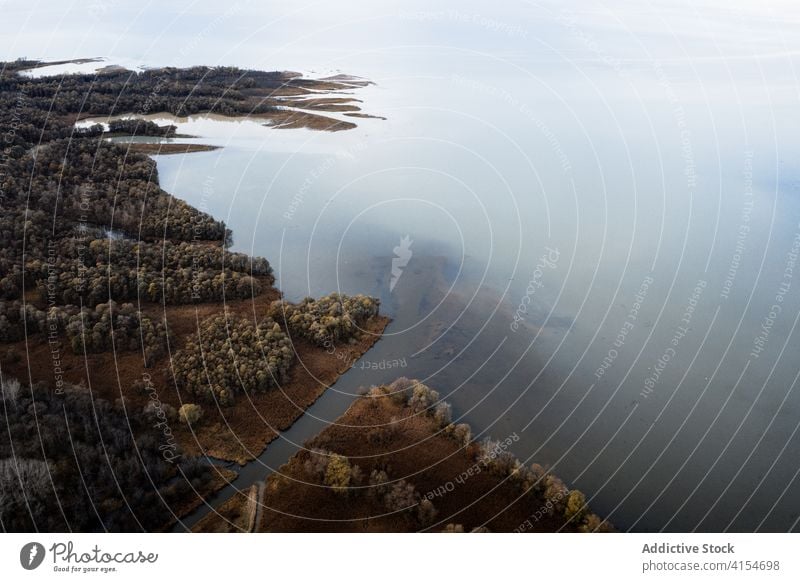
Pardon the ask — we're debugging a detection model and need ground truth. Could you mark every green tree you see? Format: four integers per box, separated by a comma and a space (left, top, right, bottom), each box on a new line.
565, 489, 587, 521
324, 454, 352, 495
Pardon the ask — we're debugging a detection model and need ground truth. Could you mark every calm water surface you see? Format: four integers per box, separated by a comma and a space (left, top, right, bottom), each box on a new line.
9, 0, 800, 531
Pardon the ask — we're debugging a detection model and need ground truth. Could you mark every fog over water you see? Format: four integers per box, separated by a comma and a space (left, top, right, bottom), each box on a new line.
7, 0, 800, 531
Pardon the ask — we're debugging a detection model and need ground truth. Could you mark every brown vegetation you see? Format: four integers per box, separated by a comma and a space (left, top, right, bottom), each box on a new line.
0, 59, 388, 531
127, 143, 220, 155
269, 293, 380, 347
191, 482, 262, 533
254, 379, 613, 532
170, 313, 294, 406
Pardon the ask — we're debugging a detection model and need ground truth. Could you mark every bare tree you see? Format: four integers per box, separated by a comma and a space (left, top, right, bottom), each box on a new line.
0, 375, 21, 401
0, 458, 50, 525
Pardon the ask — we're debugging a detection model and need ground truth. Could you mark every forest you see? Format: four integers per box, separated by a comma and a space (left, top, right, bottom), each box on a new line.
0, 376, 215, 531
0, 61, 275, 326
0, 60, 383, 531
269, 293, 381, 346
170, 312, 294, 406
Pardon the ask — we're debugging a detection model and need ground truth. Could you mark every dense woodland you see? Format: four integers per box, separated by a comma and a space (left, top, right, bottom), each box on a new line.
0, 60, 279, 349
269, 293, 380, 346
170, 291, 376, 406
0, 300, 169, 366
0, 376, 214, 531
0, 60, 298, 125
170, 313, 294, 406
106, 119, 178, 137
0, 60, 384, 531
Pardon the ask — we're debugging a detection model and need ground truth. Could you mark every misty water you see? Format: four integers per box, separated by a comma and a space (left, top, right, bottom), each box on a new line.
10, 0, 800, 531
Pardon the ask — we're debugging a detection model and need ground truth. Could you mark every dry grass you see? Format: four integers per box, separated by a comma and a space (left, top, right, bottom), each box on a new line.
191, 482, 258, 533
2, 282, 389, 465
254, 395, 583, 532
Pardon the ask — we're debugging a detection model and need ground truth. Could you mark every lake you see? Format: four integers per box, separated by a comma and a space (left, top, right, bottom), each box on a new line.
10, 0, 800, 531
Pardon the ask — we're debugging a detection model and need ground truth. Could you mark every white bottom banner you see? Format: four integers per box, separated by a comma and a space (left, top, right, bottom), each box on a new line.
1, 533, 798, 581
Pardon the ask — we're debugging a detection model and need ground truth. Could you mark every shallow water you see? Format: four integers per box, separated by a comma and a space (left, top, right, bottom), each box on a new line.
12, 0, 800, 531
154, 99, 800, 532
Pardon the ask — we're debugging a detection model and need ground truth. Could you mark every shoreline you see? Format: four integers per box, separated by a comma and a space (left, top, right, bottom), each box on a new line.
170, 313, 392, 530
65, 65, 383, 133
193, 379, 613, 533
0, 59, 390, 531
127, 143, 221, 155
